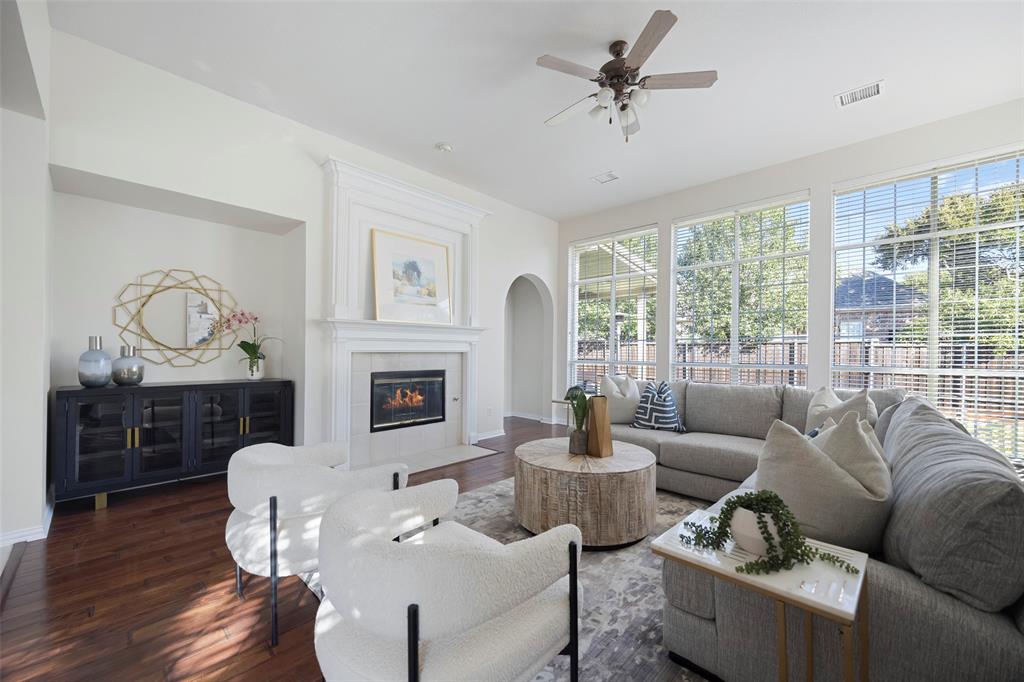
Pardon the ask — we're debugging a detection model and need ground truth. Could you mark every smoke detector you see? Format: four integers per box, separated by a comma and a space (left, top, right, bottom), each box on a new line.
835, 80, 885, 108
590, 171, 619, 184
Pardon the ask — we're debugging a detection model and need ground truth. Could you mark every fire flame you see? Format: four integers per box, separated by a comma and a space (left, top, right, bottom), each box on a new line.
383, 386, 425, 410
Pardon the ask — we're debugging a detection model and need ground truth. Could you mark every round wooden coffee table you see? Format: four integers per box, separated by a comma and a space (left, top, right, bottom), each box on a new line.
514, 437, 656, 548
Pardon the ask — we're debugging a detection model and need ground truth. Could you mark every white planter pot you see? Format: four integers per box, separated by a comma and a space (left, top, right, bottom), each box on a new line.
247, 358, 265, 380
730, 507, 781, 556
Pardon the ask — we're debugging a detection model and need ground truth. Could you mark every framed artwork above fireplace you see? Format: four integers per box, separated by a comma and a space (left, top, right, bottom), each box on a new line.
371, 229, 453, 325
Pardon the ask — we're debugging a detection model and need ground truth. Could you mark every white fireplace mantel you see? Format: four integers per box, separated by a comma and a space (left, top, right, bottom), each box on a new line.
323, 318, 485, 462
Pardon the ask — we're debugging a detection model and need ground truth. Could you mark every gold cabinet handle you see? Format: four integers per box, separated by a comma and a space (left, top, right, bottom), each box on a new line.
245, 416, 251, 434
134, 427, 141, 448
239, 417, 244, 435
126, 428, 132, 449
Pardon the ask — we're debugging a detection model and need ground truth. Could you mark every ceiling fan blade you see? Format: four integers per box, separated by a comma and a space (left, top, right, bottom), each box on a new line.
618, 104, 640, 138
545, 94, 597, 126
624, 10, 677, 71
641, 70, 718, 90
536, 55, 603, 81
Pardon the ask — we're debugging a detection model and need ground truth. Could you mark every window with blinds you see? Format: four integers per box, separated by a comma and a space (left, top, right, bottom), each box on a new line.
569, 230, 657, 392
672, 199, 810, 385
833, 151, 1022, 460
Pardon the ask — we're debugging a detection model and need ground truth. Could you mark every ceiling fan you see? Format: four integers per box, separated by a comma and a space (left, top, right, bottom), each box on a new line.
536, 9, 717, 141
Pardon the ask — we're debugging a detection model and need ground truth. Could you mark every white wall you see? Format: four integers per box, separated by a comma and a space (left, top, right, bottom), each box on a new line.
48, 31, 560, 444
558, 99, 1024, 393
0, 0, 53, 564
49, 193, 290, 385
1, 108, 53, 549
505, 276, 545, 420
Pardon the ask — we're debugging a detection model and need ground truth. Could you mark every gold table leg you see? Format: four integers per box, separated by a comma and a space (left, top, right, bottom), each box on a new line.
804, 610, 814, 682
859, 580, 869, 681
94, 492, 108, 510
775, 600, 788, 681
841, 623, 854, 682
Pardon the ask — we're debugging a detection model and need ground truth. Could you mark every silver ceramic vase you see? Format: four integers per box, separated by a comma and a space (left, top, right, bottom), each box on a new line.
78, 336, 112, 388
112, 345, 145, 386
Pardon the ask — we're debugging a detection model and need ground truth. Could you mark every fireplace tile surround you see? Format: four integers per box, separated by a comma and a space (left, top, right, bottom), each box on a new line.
349, 352, 463, 469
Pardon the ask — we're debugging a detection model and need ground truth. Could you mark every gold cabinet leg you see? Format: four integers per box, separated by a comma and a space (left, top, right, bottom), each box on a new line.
775, 600, 788, 682
804, 610, 814, 682
95, 493, 108, 510
859, 581, 870, 681
841, 623, 854, 682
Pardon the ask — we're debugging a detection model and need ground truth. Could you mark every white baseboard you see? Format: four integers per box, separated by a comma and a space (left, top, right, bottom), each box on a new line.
506, 411, 543, 421
475, 429, 505, 441
1, 520, 49, 545
1, 490, 55, 547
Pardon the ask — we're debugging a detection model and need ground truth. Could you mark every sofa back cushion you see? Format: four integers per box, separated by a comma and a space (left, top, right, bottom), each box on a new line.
782, 386, 907, 432
684, 383, 782, 439
883, 397, 1024, 612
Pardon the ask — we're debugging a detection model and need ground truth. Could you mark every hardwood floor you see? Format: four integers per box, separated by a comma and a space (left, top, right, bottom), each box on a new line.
0, 417, 565, 681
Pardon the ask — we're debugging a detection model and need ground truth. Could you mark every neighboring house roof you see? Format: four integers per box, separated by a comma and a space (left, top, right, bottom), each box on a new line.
834, 272, 924, 310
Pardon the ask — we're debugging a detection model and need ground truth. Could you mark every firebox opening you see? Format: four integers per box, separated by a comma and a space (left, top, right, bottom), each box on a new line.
370, 370, 445, 433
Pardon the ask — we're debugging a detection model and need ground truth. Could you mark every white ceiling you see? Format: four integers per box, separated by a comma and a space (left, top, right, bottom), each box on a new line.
48, 1, 1024, 221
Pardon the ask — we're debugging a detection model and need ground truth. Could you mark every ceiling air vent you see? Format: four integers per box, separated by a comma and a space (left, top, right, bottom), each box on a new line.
591, 171, 619, 184
835, 80, 884, 108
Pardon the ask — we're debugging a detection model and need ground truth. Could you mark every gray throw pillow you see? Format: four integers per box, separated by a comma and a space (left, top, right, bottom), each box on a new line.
873, 403, 900, 447
806, 387, 878, 432
756, 414, 892, 553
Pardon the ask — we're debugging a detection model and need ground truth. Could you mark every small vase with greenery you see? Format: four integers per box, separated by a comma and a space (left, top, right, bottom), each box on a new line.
564, 385, 589, 455
216, 310, 278, 380
680, 490, 860, 576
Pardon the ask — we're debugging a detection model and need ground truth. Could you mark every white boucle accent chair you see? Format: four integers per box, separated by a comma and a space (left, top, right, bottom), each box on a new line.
225, 442, 408, 646
314, 478, 583, 681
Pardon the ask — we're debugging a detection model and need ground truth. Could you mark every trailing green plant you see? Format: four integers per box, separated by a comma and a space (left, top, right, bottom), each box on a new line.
563, 386, 589, 431
681, 490, 860, 576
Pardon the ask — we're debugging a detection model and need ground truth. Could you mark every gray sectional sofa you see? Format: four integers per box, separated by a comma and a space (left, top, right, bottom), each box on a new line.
609, 382, 906, 501
660, 394, 1024, 681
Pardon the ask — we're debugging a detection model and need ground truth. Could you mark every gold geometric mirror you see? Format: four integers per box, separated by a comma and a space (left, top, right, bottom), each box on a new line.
112, 268, 238, 367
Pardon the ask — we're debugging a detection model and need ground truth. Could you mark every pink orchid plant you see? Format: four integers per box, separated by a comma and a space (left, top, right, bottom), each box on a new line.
214, 310, 277, 373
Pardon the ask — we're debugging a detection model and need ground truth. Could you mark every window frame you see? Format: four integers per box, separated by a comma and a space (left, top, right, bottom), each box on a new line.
567, 226, 659, 392
670, 195, 811, 385
830, 150, 1022, 459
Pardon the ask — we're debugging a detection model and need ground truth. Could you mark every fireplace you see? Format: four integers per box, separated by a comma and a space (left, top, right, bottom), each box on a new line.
370, 370, 446, 433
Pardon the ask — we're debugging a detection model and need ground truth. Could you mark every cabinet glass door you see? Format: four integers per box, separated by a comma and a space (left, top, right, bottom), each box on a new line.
67, 395, 132, 490
244, 386, 286, 446
134, 391, 187, 480
195, 389, 243, 473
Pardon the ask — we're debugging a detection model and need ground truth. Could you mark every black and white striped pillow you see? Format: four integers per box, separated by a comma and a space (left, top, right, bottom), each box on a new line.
632, 381, 683, 432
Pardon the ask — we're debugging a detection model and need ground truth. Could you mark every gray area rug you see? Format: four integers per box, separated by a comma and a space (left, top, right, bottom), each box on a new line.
303, 477, 709, 681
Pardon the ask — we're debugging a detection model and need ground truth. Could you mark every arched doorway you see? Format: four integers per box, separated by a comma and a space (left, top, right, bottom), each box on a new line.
504, 275, 554, 422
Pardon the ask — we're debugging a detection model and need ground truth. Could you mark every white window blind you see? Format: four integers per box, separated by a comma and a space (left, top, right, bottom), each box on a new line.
569, 230, 657, 392
672, 199, 810, 385
833, 151, 1022, 461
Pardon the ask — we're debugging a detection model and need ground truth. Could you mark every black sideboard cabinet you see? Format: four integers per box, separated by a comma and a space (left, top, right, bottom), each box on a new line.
50, 379, 293, 505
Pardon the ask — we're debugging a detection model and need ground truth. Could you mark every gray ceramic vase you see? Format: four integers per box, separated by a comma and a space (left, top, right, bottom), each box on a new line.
112, 345, 145, 386
78, 336, 112, 388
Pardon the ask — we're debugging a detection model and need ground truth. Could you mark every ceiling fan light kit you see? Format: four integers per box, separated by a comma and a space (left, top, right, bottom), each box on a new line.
536, 9, 717, 142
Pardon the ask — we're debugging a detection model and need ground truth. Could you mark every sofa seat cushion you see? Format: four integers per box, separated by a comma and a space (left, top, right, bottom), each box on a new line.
659, 432, 763, 482
684, 383, 782, 440
883, 397, 1024, 612
610, 424, 683, 460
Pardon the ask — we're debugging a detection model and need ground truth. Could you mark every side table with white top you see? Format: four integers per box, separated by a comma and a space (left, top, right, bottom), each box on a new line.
652, 509, 870, 682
